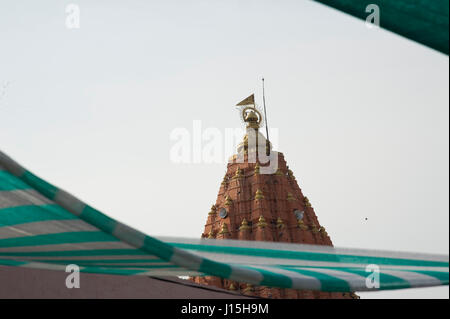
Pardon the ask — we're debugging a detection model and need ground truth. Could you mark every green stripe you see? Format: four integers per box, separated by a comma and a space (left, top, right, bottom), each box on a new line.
21, 171, 58, 199
81, 205, 117, 234
142, 236, 175, 261
80, 266, 148, 276
33, 258, 166, 264
410, 270, 449, 284
0, 249, 146, 257
0, 171, 31, 191
56, 264, 177, 270
247, 266, 293, 288
285, 268, 351, 292
34, 260, 177, 268
280, 264, 448, 275
0, 258, 28, 267
172, 243, 449, 268
298, 267, 411, 290
0, 205, 77, 227
0, 231, 117, 248
76, 265, 180, 269
198, 258, 233, 279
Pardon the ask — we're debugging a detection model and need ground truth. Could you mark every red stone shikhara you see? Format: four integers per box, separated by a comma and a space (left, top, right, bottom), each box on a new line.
192, 109, 357, 299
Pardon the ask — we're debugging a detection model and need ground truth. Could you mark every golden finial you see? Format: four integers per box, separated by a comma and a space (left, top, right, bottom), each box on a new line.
304, 196, 312, 207
242, 107, 262, 129
208, 205, 217, 215
287, 192, 296, 202
207, 229, 215, 239
219, 223, 229, 235
228, 282, 237, 290
224, 195, 232, 206
239, 218, 251, 231
254, 163, 260, 175
233, 167, 243, 179
276, 217, 284, 228
255, 189, 264, 200
297, 220, 308, 230
257, 215, 267, 228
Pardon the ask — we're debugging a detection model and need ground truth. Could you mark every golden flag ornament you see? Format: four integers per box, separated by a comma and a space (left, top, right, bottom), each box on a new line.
236, 94, 255, 106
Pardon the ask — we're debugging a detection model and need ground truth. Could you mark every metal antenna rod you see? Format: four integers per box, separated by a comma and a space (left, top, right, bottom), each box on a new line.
262, 78, 270, 154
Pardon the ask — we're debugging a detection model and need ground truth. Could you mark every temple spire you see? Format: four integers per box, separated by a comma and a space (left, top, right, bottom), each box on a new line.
192, 92, 356, 299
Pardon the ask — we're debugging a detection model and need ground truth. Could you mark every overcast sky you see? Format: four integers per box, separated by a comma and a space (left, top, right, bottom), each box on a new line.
0, 0, 448, 298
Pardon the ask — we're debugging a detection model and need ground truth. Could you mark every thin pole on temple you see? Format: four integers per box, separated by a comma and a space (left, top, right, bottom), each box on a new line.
262, 78, 270, 155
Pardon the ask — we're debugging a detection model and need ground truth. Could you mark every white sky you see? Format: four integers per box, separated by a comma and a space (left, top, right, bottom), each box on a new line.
0, 0, 448, 298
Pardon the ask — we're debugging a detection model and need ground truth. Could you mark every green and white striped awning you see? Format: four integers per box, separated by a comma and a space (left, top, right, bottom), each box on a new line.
313, 0, 449, 54
0, 150, 448, 292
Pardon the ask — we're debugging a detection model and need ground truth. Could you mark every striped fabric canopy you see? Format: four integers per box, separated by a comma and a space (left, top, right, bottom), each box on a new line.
313, 0, 449, 54
0, 150, 448, 292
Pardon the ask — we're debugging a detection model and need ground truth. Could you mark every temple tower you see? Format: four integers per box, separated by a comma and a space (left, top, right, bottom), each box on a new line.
192, 98, 356, 299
